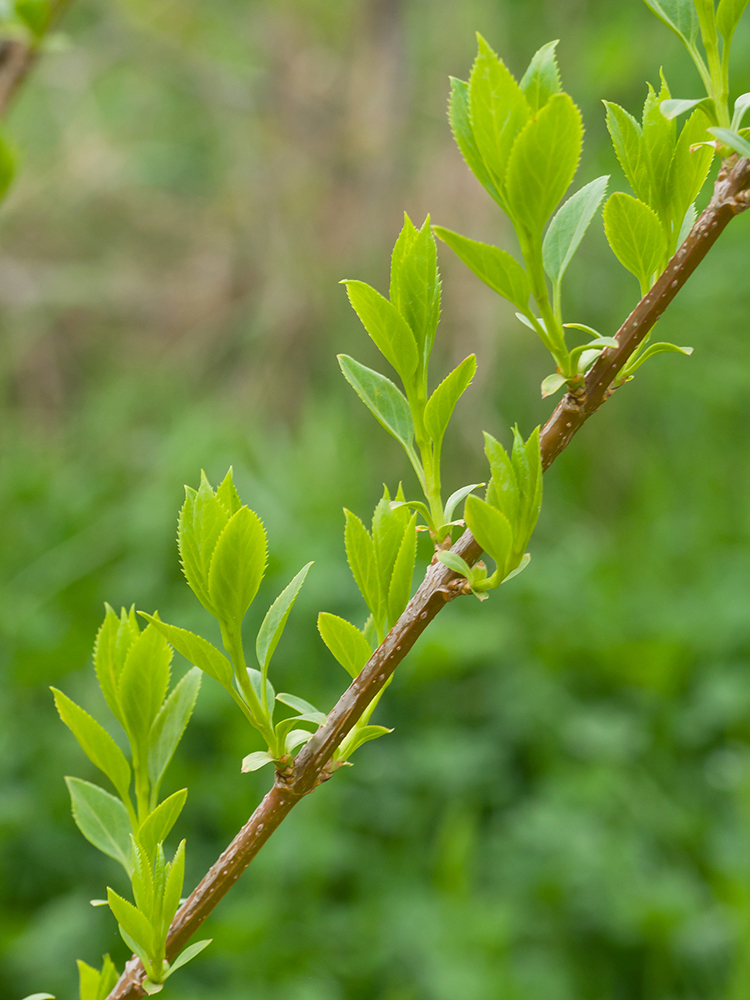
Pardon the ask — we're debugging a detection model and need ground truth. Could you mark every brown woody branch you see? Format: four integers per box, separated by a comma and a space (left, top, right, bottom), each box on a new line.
107, 154, 750, 999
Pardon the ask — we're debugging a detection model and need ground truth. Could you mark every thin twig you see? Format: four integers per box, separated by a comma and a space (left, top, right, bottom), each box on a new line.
107, 154, 750, 999
0, 0, 71, 118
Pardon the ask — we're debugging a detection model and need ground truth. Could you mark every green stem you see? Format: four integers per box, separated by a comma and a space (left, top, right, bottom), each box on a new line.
521, 232, 569, 372
222, 622, 273, 744
131, 744, 150, 826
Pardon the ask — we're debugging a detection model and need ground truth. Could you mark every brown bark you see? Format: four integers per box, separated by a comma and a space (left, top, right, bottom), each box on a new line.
0, 0, 71, 118
107, 153, 750, 998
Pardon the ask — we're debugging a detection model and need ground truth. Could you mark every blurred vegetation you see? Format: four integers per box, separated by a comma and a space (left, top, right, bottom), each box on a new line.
1, 0, 750, 997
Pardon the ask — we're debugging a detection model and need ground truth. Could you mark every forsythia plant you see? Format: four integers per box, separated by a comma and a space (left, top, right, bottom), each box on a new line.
12, 0, 750, 996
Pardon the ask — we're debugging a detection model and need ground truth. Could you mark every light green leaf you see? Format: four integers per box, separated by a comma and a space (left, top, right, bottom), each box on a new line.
256, 562, 313, 672
276, 692, 327, 725
208, 506, 268, 629
643, 0, 700, 46
96, 955, 118, 998
339, 724, 393, 761
503, 552, 532, 583
506, 93, 583, 236
717, 0, 749, 39
77, 959, 100, 1000
372, 487, 409, 591
433, 227, 530, 312
0, 131, 16, 202
541, 373, 567, 397
483, 432, 519, 528
677, 203, 697, 245
94, 605, 140, 727
147, 668, 201, 797
164, 940, 212, 978
20, 994, 55, 999
668, 111, 713, 240
732, 93, 750, 130
643, 78, 676, 216
465, 495, 514, 577
389, 214, 441, 370
436, 550, 474, 578
343, 280, 419, 385
708, 126, 750, 159
139, 613, 233, 692
52, 689, 131, 803
118, 625, 172, 748
285, 729, 314, 754
423, 355, 477, 447
140, 982, 163, 996
604, 102, 651, 204
603, 192, 667, 292
520, 39, 562, 112
138, 788, 187, 859
660, 97, 715, 120
626, 341, 693, 374
443, 483, 483, 523
387, 514, 417, 624
241, 751, 275, 772
177, 473, 231, 616
543, 175, 609, 284
66, 778, 132, 874
468, 34, 530, 193
161, 840, 186, 933
247, 668, 275, 717
318, 612, 372, 678
448, 77, 502, 205
338, 355, 416, 457
344, 509, 380, 617
215, 467, 241, 516
15, 0, 49, 37
107, 888, 153, 956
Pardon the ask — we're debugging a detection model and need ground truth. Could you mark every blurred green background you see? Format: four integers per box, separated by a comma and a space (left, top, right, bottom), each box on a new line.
1, 0, 750, 997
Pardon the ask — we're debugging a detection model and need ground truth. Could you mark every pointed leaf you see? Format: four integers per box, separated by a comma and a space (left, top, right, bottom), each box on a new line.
215, 468, 241, 516
604, 102, 652, 204
344, 509, 380, 616
318, 612, 372, 678
423, 355, 477, 447
285, 729, 314, 754
343, 280, 419, 384
66, 778, 132, 874
433, 227, 530, 311
276, 692, 327, 725
668, 111, 713, 239
643, 0, 700, 46
161, 840, 186, 932
541, 373, 567, 397
732, 93, 750, 130
520, 40, 561, 112
444, 483, 483, 523
708, 126, 750, 159
177, 474, 231, 616
52, 689, 131, 802
94, 605, 140, 727
642, 77, 676, 216
77, 959, 100, 1000
147, 667, 201, 796
483, 432, 519, 528
208, 506, 268, 629
506, 93, 583, 235
626, 341, 693, 374
139, 613, 233, 691
340, 724, 393, 760
389, 214, 441, 369
468, 34, 530, 192
448, 76, 502, 204
241, 751, 275, 772
338, 355, 416, 455
107, 888, 153, 955
543, 175, 609, 284
660, 97, 715, 120
387, 514, 417, 624
118, 625, 172, 747
164, 940, 212, 978
138, 789, 187, 859
436, 550, 474, 578
603, 192, 667, 291
464, 495, 514, 576
256, 562, 313, 672
717, 0, 749, 39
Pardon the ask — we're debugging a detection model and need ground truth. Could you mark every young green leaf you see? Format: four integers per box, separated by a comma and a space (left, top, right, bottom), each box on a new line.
642, 78, 676, 216
387, 514, 417, 624
541, 373, 567, 397
468, 34, 530, 193
20, 994, 55, 1000
65, 777, 133, 874
339, 724, 393, 761
256, 562, 313, 673
208, 506, 268, 630
668, 111, 713, 241
342, 280, 419, 385
389, 214, 441, 371
423, 355, 477, 448
241, 750, 275, 772
51, 689, 131, 803
344, 510, 380, 618
448, 77, 503, 205
161, 840, 186, 934
317, 612, 372, 678
78, 960, 100, 1000
0, 131, 15, 202
276, 692, 327, 725
603, 192, 667, 292
542, 175, 609, 285
519, 39, 562, 113
660, 96, 716, 120
107, 888, 154, 957
604, 102, 652, 205
433, 227, 530, 312
94, 605, 140, 727
139, 613, 234, 692
443, 483, 483, 523
15, 0, 50, 37
732, 93, 750, 130
285, 729, 314, 754
118, 625, 172, 748
338, 355, 417, 458
716, 0, 749, 40
483, 432, 519, 528
147, 667, 201, 798
436, 550, 474, 579
215, 467, 242, 516
708, 126, 750, 159
643, 0, 700, 47
464, 495, 514, 577
247, 668, 275, 718
163, 940, 212, 978
624, 341, 694, 375
178, 474, 231, 616
506, 92, 583, 237
138, 789, 188, 859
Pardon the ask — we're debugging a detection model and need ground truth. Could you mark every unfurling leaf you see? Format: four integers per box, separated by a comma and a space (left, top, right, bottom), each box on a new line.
163, 940, 212, 979
178, 472, 232, 616
423, 355, 477, 447
464, 495, 514, 579
389, 214, 441, 371
241, 750, 275, 772
256, 562, 313, 672
604, 102, 652, 205
387, 514, 417, 623
520, 39, 562, 112
147, 667, 201, 797
433, 227, 530, 313
107, 887, 154, 958
339, 724, 393, 761
138, 789, 188, 859
505, 92, 583, 236
318, 612, 373, 678
603, 192, 667, 292
65, 777, 132, 874
541, 373, 567, 397
118, 625, 172, 749
543, 175, 609, 285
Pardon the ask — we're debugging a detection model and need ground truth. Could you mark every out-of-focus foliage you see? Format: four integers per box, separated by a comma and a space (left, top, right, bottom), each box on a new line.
1, 0, 750, 998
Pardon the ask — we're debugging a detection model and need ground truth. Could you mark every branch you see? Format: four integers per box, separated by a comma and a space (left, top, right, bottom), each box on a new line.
0, 0, 71, 118
107, 154, 750, 999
